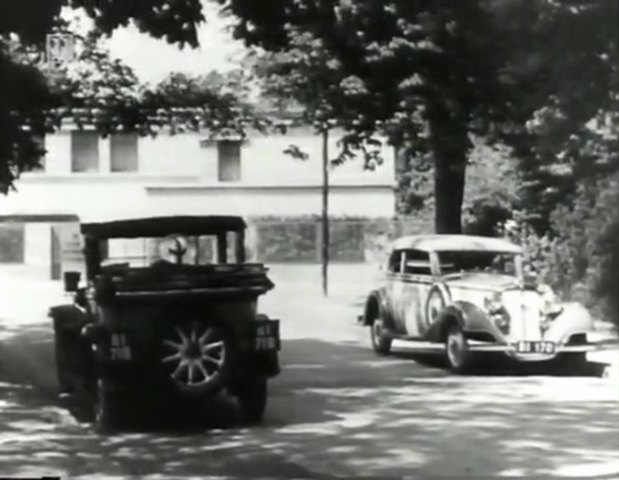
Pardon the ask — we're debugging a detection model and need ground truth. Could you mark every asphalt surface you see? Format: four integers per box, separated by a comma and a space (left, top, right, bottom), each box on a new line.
0, 265, 618, 479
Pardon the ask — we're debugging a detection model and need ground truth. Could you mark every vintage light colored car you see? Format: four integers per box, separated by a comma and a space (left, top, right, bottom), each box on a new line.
360, 234, 614, 373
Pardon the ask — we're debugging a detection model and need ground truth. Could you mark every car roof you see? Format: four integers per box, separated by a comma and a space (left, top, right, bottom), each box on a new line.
392, 234, 522, 254
81, 215, 246, 239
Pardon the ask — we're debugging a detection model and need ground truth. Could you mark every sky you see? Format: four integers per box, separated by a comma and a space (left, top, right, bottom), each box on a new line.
64, 1, 247, 86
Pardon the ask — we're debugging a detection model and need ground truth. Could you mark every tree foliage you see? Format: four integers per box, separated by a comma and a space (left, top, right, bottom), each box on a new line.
221, 0, 618, 234
0, 0, 263, 191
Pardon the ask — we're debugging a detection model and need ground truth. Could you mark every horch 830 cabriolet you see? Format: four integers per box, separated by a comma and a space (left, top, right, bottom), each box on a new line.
360, 234, 615, 373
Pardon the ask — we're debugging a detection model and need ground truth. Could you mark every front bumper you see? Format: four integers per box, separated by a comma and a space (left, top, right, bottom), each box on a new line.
467, 340, 618, 353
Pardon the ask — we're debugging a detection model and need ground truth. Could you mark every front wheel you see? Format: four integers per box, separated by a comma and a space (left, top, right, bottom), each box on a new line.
236, 376, 268, 424
444, 324, 473, 374
370, 314, 392, 355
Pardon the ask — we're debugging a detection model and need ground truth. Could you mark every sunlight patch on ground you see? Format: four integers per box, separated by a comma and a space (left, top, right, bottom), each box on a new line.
552, 459, 619, 477
5, 419, 58, 431
276, 421, 340, 435
284, 364, 327, 370
502, 439, 555, 451
334, 411, 379, 429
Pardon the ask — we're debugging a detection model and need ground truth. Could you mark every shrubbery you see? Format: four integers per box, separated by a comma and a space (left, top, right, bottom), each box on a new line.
510, 178, 619, 325
466, 174, 619, 327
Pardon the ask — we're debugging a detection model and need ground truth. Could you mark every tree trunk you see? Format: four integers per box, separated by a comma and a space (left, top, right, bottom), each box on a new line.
433, 150, 466, 234
428, 112, 470, 234
321, 128, 329, 296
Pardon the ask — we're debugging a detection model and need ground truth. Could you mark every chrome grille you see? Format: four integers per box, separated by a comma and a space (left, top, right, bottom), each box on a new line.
501, 289, 543, 341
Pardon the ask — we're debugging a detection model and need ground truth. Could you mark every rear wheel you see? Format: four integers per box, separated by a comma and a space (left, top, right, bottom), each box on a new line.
93, 379, 132, 431
161, 322, 233, 396
558, 353, 600, 376
236, 376, 268, 424
445, 324, 473, 374
370, 312, 392, 355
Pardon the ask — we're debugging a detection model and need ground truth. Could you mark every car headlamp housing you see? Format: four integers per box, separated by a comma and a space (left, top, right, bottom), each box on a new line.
484, 292, 510, 334
538, 284, 562, 331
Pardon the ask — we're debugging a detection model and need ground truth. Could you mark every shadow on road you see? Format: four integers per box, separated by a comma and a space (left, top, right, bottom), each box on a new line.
0, 324, 617, 478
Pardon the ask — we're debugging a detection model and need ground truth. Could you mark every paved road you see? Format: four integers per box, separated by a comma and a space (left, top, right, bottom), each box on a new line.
0, 267, 618, 478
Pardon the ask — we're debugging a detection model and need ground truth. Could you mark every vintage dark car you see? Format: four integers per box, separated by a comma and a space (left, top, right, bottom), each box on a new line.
360, 234, 616, 373
50, 215, 280, 429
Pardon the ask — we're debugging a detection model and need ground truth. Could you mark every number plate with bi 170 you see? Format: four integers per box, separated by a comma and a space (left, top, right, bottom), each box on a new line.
254, 320, 280, 352
516, 341, 556, 354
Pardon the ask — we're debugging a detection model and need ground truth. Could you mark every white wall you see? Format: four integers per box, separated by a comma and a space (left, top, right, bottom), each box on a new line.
145, 185, 395, 218
7, 127, 396, 221
24, 223, 52, 266
1, 178, 393, 220
38, 127, 395, 184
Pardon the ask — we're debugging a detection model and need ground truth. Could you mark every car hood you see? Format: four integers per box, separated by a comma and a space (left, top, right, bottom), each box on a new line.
442, 272, 533, 292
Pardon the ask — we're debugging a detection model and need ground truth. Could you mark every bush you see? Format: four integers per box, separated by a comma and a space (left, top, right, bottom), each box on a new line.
505, 176, 619, 326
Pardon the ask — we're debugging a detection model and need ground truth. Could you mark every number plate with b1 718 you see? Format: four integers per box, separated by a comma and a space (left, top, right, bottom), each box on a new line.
109, 332, 132, 361
254, 320, 280, 352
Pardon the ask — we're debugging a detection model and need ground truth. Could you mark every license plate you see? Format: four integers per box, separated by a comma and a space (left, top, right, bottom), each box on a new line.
254, 320, 280, 351
109, 332, 132, 361
516, 341, 555, 354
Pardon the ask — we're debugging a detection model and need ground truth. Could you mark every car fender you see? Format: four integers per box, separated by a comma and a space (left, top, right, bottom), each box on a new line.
424, 301, 499, 343
48, 304, 92, 333
544, 301, 594, 342
48, 304, 96, 393
362, 289, 395, 328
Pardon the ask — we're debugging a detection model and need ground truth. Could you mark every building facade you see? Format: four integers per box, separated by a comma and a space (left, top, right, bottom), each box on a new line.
0, 125, 397, 277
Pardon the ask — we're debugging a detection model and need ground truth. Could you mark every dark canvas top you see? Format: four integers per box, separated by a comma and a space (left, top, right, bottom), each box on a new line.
81, 216, 246, 239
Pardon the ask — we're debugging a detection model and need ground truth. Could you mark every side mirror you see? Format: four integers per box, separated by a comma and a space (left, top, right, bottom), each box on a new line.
63, 271, 81, 292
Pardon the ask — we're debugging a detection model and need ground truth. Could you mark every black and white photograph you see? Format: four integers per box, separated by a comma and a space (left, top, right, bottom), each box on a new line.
0, 0, 618, 478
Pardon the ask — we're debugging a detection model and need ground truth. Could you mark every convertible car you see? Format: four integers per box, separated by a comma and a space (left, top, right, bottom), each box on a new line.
359, 234, 616, 373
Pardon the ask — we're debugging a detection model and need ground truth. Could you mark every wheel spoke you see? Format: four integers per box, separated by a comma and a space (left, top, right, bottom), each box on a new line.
195, 361, 210, 381
198, 328, 215, 344
172, 359, 189, 379
188, 361, 196, 385
162, 352, 182, 364
163, 339, 182, 349
190, 322, 198, 342
202, 353, 223, 367
175, 327, 188, 344
202, 341, 223, 353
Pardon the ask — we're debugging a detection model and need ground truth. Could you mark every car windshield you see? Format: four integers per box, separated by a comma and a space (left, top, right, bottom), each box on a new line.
100, 232, 241, 267
437, 250, 519, 276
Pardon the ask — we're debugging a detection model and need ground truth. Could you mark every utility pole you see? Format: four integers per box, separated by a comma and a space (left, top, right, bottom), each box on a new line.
321, 127, 330, 297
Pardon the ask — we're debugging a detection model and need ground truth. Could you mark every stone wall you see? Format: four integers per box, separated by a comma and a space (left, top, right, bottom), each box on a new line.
245, 212, 434, 264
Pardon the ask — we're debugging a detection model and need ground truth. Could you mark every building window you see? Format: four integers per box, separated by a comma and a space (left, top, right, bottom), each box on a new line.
111, 133, 139, 172
218, 140, 241, 182
71, 131, 99, 172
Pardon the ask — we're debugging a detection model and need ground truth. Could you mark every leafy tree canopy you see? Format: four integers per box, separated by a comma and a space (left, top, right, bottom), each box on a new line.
0, 0, 264, 191
220, 0, 618, 233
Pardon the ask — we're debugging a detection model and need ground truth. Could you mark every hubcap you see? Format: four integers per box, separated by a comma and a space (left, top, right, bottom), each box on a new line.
162, 322, 225, 390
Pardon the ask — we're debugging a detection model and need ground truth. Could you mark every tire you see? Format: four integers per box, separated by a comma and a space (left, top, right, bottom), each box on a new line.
236, 376, 268, 424
93, 379, 132, 431
558, 353, 595, 376
370, 311, 392, 355
444, 323, 473, 374
161, 321, 234, 396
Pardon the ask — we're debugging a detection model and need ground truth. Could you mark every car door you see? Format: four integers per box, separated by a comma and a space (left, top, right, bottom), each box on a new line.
400, 249, 433, 337
385, 249, 408, 333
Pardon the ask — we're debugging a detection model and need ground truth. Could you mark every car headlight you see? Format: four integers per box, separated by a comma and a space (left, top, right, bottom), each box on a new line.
483, 292, 503, 314
538, 284, 562, 328
484, 292, 510, 334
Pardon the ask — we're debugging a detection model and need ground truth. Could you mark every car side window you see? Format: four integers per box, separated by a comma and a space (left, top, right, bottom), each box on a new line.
403, 249, 432, 276
388, 250, 403, 274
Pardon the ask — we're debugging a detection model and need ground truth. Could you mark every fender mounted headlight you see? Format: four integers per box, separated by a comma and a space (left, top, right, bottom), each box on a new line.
484, 292, 510, 334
